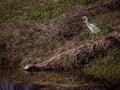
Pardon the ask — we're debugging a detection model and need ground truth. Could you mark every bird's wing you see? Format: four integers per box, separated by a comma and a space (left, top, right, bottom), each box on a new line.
90, 24, 101, 33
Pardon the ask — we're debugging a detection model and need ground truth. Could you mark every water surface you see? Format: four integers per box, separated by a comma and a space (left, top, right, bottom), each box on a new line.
0, 67, 106, 90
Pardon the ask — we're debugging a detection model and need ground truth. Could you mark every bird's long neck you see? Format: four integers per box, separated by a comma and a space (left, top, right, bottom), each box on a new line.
85, 17, 89, 26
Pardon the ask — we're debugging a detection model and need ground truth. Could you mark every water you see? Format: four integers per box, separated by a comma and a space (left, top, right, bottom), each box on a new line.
0, 80, 106, 90
0, 80, 31, 90
0, 67, 106, 90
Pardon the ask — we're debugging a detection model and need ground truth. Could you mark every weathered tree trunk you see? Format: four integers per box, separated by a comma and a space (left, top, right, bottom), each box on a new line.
25, 30, 120, 71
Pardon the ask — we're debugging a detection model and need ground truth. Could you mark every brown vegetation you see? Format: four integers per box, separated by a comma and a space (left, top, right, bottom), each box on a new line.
25, 30, 120, 71
0, 0, 120, 66
0, 0, 120, 89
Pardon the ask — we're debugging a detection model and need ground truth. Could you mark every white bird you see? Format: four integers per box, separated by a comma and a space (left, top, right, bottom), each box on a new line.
24, 64, 40, 71
83, 16, 101, 34
24, 64, 33, 70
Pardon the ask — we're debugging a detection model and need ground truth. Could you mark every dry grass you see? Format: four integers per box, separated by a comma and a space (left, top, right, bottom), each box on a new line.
0, 0, 120, 89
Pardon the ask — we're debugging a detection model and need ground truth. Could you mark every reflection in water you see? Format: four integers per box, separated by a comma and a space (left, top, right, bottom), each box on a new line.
0, 80, 106, 90
1, 80, 31, 90
0, 68, 106, 90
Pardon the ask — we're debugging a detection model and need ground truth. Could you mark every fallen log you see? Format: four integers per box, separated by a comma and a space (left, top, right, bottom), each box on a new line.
24, 30, 120, 71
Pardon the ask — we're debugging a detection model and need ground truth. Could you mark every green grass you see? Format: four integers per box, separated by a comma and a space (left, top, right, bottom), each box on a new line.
0, 0, 119, 64
0, 0, 119, 65
0, 0, 109, 24
83, 44, 120, 85
79, 10, 120, 42
68, 10, 120, 86
0, 0, 70, 24
0, 0, 120, 89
